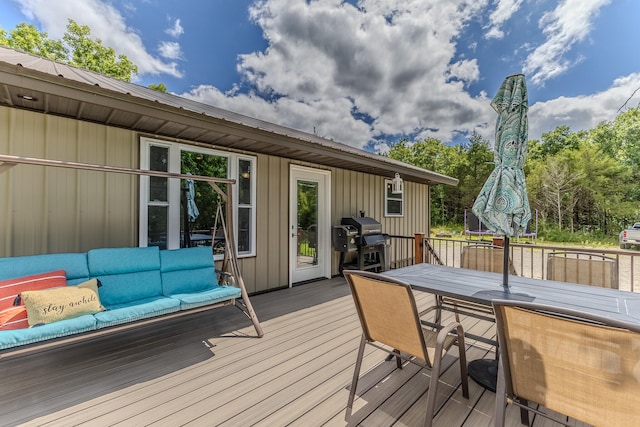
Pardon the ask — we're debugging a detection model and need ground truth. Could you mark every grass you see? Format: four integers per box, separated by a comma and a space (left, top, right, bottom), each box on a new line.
432, 223, 620, 249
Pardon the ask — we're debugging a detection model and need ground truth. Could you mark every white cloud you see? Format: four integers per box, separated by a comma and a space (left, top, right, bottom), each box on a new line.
14, 0, 183, 78
158, 41, 182, 60
165, 18, 183, 38
183, 0, 494, 150
10, 0, 632, 151
523, 0, 611, 86
529, 72, 640, 140
484, 0, 523, 39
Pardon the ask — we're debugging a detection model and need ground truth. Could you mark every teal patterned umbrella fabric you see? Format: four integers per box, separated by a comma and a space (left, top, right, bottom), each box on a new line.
472, 74, 531, 238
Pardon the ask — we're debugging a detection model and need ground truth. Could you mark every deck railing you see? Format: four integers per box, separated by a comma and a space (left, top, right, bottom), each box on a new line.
418, 237, 639, 292
380, 235, 638, 292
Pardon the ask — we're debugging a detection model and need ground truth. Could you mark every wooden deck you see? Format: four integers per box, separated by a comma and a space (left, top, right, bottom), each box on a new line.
2, 277, 583, 426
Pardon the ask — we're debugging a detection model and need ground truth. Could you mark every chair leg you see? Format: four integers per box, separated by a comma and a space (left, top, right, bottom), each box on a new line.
493, 358, 507, 426
347, 334, 367, 414
518, 399, 530, 426
456, 325, 469, 398
424, 348, 445, 427
393, 349, 403, 369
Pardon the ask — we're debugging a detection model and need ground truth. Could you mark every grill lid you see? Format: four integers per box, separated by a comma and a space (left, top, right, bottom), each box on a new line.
341, 217, 382, 235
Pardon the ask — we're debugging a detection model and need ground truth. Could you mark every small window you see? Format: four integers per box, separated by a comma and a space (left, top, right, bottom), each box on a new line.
384, 179, 404, 217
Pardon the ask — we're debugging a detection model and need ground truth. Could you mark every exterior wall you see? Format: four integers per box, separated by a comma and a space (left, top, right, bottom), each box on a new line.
0, 106, 431, 293
0, 106, 138, 256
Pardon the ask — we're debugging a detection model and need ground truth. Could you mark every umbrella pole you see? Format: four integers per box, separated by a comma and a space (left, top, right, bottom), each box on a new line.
503, 236, 510, 287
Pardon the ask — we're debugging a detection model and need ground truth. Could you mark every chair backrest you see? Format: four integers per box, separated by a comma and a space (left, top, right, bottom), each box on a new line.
493, 300, 640, 426
344, 270, 431, 365
461, 245, 517, 275
547, 252, 618, 289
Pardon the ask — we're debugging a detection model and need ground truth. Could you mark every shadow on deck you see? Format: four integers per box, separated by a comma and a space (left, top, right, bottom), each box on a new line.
1, 277, 577, 426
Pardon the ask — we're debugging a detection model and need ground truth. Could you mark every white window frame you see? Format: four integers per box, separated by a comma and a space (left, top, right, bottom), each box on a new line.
384, 178, 404, 217
139, 137, 256, 258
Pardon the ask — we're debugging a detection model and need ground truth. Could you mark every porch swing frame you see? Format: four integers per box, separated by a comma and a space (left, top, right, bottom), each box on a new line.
0, 153, 264, 343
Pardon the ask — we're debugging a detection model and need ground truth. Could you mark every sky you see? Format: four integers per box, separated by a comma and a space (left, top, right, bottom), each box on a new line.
1, 0, 639, 153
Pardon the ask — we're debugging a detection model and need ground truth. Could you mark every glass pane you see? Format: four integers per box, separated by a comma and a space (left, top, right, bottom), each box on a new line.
238, 159, 251, 205
149, 146, 168, 201
387, 200, 403, 215
180, 151, 228, 247
238, 207, 251, 253
297, 180, 318, 267
386, 181, 401, 199
148, 205, 168, 249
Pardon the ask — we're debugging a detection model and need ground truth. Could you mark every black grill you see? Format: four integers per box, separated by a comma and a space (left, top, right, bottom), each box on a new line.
333, 216, 389, 274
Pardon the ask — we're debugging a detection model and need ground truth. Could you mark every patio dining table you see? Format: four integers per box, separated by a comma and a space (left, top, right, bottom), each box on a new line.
383, 263, 640, 391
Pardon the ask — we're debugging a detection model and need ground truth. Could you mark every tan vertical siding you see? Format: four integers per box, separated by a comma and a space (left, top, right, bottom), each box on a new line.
1, 106, 432, 292
0, 106, 137, 256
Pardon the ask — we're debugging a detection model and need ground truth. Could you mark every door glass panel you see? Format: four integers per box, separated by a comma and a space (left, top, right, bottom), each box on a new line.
147, 146, 169, 249
148, 205, 168, 249
238, 159, 251, 205
238, 207, 251, 252
297, 180, 318, 268
180, 151, 228, 248
149, 145, 168, 201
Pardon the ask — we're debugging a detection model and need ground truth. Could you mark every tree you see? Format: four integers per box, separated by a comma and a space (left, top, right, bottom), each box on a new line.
0, 22, 66, 61
539, 157, 584, 231
63, 20, 137, 81
148, 83, 168, 93
0, 20, 138, 81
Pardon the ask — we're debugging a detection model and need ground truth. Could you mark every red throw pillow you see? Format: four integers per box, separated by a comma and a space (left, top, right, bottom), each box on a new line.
0, 270, 67, 330
0, 306, 27, 330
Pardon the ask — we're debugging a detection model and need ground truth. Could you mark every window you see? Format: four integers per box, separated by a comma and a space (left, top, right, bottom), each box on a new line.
139, 137, 256, 258
384, 178, 404, 217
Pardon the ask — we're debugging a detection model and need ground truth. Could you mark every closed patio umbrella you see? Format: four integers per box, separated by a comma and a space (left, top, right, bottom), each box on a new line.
472, 73, 531, 287
186, 176, 199, 222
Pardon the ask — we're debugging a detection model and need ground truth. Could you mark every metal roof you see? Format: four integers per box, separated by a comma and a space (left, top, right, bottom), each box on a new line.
0, 46, 457, 186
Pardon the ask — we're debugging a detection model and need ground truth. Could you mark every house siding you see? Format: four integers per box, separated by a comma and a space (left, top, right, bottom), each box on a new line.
0, 106, 431, 293
0, 106, 138, 256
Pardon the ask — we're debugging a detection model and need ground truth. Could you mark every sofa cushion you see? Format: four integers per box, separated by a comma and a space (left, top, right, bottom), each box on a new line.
169, 286, 241, 311
94, 296, 180, 329
160, 247, 218, 295
0, 253, 89, 284
0, 314, 97, 350
88, 247, 162, 306
0, 270, 68, 330
21, 279, 104, 327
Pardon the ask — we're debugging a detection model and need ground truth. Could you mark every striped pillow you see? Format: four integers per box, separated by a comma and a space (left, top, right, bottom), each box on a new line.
0, 270, 67, 330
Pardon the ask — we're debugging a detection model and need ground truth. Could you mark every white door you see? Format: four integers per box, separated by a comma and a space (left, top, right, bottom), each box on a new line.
290, 165, 331, 285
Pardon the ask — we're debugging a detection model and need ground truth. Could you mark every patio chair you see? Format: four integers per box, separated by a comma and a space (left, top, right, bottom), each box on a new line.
344, 270, 469, 427
492, 299, 640, 426
547, 251, 618, 289
461, 244, 517, 275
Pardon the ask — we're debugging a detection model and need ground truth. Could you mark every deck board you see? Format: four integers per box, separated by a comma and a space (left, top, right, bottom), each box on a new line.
0, 276, 582, 426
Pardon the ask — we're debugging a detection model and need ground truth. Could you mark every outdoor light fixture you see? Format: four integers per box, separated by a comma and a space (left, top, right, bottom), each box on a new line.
18, 94, 38, 101
391, 173, 404, 194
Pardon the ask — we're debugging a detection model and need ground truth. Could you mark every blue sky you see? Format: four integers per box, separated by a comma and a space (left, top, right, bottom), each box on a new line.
1, 0, 639, 152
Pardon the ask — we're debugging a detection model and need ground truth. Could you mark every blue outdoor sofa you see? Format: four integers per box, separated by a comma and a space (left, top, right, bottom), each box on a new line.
0, 246, 252, 355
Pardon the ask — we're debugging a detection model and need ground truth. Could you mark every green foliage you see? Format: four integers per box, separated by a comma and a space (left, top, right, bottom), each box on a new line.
387, 109, 640, 240
149, 83, 168, 93
537, 226, 618, 247
180, 151, 228, 233
0, 20, 137, 81
63, 20, 137, 81
0, 23, 67, 61
387, 132, 493, 225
